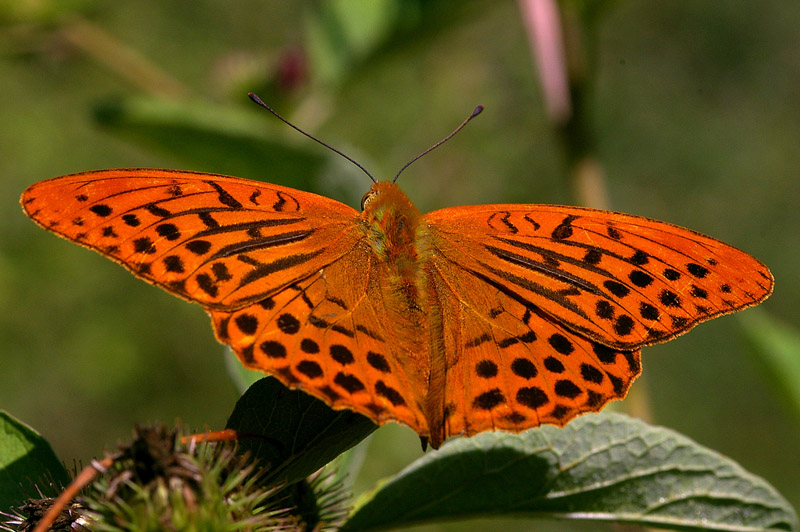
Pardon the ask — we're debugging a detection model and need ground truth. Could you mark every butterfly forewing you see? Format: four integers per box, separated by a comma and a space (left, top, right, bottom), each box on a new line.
22, 169, 362, 310
423, 204, 773, 350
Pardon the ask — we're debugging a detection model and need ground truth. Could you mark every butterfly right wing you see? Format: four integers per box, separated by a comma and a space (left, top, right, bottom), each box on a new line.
25, 169, 433, 435
418, 203, 771, 447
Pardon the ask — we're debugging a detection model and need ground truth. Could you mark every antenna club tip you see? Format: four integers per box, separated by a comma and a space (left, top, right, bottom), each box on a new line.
472, 105, 484, 117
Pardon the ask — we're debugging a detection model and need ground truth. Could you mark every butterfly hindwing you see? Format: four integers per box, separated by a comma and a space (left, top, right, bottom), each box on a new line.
209, 240, 431, 435
424, 253, 641, 445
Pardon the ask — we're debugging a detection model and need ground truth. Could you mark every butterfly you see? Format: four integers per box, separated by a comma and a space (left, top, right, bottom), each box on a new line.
21, 160, 773, 449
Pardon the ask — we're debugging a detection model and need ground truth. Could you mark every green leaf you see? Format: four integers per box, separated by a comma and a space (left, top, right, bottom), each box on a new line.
92, 96, 326, 188
305, 0, 400, 85
0, 411, 70, 513
304, 0, 478, 86
740, 309, 800, 425
225, 377, 377, 488
341, 413, 797, 532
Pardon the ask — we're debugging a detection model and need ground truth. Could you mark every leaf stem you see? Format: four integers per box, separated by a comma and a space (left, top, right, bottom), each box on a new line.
58, 14, 190, 98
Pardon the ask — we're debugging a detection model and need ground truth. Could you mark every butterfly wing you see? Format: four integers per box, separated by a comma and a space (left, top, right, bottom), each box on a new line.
424, 204, 773, 349
208, 238, 431, 435
21, 169, 363, 310
424, 258, 641, 445
23, 169, 434, 435
420, 204, 772, 445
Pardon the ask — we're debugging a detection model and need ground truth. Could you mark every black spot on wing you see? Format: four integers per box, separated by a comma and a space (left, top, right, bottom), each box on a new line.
133, 237, 157, 254
603, 280, 630, 298
475, 360, 498, 378
206, 181, 243, 209
145, 203, 171, 217
156, 223, 181, 241
375, 381, 405, 406
89, 204, 112, 217
367, 352, 391, 373
511, 358, 537, 379
186, 240, 212, 255
296, 360, 323, 378
687, 263, 710, 278
123, 214, 140, 227
487, 211, 518, 233
334, 372, 365, 393
163, 255, 185, 273
473, 389, 505, 410
552, 215, 577, 240
517, 387, 548, 408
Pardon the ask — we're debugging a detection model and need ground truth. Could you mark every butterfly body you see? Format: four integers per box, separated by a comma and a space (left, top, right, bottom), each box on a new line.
22, 169, 773, 449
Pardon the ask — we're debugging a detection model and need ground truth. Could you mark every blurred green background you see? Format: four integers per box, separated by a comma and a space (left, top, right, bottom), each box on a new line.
1, 1, 798, 531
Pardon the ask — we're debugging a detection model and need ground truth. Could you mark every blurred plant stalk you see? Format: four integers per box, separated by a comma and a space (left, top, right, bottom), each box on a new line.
58, 14, 190, 98
519, 0, 652, 424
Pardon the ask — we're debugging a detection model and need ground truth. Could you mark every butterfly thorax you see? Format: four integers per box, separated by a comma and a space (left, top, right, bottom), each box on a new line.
360, 182, 424, 313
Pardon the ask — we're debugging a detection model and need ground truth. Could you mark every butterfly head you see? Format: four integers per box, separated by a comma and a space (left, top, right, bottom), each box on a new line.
360, 181, 414, 214
360, 181, 421, 258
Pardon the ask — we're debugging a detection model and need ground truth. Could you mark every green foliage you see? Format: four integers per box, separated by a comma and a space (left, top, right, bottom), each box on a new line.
740, 311, 800, 428
0, 412, 69, 513
343, 414, 797, 532
1, 410, 797, 531
92, 96, 327, 188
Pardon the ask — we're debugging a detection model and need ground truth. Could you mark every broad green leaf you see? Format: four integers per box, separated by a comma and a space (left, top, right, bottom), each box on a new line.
740, 309, 800, 425
342, 413, 797, 532
0, 411, 69, 513
225, 377, 377, 488
92, 96, 326, 188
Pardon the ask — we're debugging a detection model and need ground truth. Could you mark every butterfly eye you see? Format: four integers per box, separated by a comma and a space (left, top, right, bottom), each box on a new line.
361, 190, 378, 211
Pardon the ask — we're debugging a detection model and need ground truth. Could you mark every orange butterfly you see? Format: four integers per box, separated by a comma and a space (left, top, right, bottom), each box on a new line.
21, 112, 773, 450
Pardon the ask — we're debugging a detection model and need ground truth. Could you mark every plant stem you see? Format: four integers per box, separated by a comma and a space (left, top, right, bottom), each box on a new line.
58, 14, 190, 98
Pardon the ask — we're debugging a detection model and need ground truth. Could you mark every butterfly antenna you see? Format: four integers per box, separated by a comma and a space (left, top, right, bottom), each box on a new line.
249, 93, 377, 183
392, 105, 483, 183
